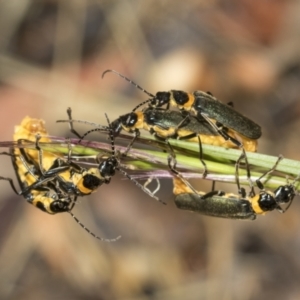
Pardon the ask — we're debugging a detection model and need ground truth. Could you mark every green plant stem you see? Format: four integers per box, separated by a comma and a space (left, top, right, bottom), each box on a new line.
1, 134, 299, 192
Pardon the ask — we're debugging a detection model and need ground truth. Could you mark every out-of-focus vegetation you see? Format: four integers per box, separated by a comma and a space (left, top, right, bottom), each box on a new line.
0, 1, 300, 299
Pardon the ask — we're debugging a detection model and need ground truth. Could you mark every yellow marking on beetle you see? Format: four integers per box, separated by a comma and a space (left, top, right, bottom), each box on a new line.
61, 168, 102, 195
250, 191, 276, 215
152, 125, 177, 138
12, 148, 38, 186
13, 116, 60, 171
249, 194, 265, 215
173, 177, 241, 201
135, 111, 145, 130
76, 177, 93, 195
177, 128, 258, 152
31, 191, 56, 214
173, 177, 205, 196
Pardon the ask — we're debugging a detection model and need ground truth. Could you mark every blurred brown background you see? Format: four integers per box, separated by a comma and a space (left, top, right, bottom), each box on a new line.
0, 0, 300, 299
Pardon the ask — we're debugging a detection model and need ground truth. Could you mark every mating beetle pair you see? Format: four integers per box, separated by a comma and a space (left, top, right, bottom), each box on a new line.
103, 69, 262, 152
102, 70, 297, 220
0, 116, 161, 241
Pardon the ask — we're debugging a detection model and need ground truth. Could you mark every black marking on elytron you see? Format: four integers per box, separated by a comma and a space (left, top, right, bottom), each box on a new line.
192, 91, 262, 140
143, 108, 217, 136
174, 192, 257, 220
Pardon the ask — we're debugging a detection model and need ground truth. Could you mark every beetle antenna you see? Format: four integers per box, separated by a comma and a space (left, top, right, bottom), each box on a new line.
102, 69, 155, 98
68, 211, 121, 242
